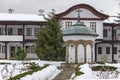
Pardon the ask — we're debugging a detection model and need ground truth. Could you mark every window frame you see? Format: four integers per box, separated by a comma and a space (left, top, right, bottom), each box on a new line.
66, 22, 72, 28
90, 22, 96, 32
8, 28, 13, 35
103, 29, 108, 37
106, 47, 110, 54
113, 47, 117, 54
2, 45, 5, 53
26, 28, 32, 36
98, 47, 102, 54
0, 28, 4, 35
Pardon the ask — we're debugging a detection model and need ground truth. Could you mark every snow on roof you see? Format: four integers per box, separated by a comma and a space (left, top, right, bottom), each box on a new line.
0, 13, 46, 22
104, 16, 120, 24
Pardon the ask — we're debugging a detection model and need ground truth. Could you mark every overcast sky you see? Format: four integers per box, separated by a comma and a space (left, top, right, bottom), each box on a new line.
0, 0, 119, 16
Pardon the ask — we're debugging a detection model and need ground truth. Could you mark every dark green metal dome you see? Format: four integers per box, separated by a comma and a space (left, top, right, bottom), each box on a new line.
63, 22, 98, 36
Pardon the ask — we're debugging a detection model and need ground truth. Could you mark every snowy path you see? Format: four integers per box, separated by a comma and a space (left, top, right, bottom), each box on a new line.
54, 67, 75, 80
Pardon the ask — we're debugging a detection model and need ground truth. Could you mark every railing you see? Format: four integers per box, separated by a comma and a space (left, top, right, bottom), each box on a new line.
103, 36, 120, 41
103, 36, 112, 40
0, 35, 23, 41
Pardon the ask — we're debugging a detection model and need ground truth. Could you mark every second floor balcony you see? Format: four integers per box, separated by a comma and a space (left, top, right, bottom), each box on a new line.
0, 35, 23, 41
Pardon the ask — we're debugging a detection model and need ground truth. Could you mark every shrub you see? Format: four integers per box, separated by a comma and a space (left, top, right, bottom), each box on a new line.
13, 47, 26, 60
92, 66, 117, 71
9, 64, 49, 80
27, 62, 40, 70
72, 64, 84, 79
75, 70, 84, 76
96, 62, 105, 64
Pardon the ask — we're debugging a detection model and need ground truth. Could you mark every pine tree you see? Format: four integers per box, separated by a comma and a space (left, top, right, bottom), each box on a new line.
35, 12, 65, 61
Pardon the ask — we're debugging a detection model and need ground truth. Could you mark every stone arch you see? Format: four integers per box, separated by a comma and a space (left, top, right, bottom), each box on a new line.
68, 43, 75, 63
77, 44, 85, 63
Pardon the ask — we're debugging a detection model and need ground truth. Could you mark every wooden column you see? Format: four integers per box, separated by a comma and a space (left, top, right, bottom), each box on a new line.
23, 25, 25, 48
5, 25, 7, 59
5, 42, 7, 59
95, 43, 97, 62
66, 44, 69, 63
112, 25, 114, 62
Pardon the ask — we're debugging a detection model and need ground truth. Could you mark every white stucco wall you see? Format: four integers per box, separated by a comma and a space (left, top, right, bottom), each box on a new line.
61, 20, 103, 39
63, 35, 96, 42
103, 26, 112, 40
97, 43, 112, 62
63, 8, 99, 18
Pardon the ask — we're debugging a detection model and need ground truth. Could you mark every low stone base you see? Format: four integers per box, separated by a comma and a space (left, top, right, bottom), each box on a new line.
61, 63, 78, 68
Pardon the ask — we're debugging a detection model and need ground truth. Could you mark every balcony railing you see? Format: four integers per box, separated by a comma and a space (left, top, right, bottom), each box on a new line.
0, 35, 23, 41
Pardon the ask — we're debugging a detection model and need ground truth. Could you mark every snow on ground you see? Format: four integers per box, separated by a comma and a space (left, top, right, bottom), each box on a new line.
21, 65, 60, 80
71, 64, 97, 79
71, 63, 120, 79
0, 60, 64, 80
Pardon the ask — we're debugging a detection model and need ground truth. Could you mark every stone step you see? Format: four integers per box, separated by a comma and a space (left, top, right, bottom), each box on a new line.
54, 68, 75, 80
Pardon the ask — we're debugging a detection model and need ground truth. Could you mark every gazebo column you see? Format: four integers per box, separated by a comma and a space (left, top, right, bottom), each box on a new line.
91, 44, 93, 63
66, 43, 69, 63
75, 44, 78, 64
84, 45, 86, 63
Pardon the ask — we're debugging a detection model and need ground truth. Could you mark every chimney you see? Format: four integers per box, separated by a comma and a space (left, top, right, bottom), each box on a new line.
8, 9, 14, 14
38, 9, 44, 16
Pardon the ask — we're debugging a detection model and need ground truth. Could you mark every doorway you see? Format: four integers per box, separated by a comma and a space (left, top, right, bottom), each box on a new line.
10, 46, 15, 58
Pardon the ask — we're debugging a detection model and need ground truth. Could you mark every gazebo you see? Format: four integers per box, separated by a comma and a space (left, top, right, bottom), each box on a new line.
63, 22, 98, 63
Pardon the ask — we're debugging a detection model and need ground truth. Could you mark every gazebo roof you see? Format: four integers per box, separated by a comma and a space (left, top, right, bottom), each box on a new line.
63, 22, 98, 36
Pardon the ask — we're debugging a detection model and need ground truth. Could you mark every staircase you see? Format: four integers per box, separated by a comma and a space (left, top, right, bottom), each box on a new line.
54, 63, 78, 80
54, 67, 75, 80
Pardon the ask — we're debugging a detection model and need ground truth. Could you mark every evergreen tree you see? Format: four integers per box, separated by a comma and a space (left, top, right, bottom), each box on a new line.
35, 11, 65, 61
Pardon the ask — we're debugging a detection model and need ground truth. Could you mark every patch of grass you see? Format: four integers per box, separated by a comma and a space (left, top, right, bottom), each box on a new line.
0, 62, 11, 65
92, 66, 117, 71
9, 64, 49, 80
96, 62, 105, 64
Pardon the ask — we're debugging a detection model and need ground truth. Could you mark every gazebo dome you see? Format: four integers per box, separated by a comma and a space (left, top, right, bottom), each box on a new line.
63, 22, 98, 36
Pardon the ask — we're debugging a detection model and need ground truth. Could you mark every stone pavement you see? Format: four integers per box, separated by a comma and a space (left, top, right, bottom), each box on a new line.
53, 67, 75, 80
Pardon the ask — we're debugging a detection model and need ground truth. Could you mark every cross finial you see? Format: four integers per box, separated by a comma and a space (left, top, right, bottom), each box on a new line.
76, 8, 82, 23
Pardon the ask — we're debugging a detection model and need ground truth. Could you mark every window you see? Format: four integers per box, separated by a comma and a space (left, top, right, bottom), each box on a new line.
2, 45, 5, 53
26, 28, 32, 36
103, 29, 108, 37
25, 46, 31, 53
114, 29, 116, 37
25, 45, 35, 53
90, 22, 96, 32
34, 28, 39, 36
98, 47, 102, 54
113, 47, 117, 54
66, 22, 72, 28
8, 28, 13, 35
0, 28, 4, 35
106, 47, 110, 54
